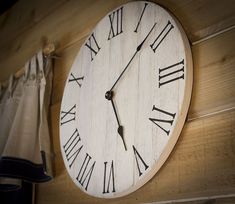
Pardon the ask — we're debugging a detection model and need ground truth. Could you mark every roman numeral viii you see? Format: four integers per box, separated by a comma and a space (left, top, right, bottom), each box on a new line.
76, 153, 96, 191
108, 7, 123, 40
149, 105, 176, 136
159, 59, 185, 87
85, 33, 101, 61
103, 160, 115, 194
150, 21, 174, 53
63, 128, 83, 168
133, 145, 149, 177
68, 73, 84, 87
60, 104, 76, 126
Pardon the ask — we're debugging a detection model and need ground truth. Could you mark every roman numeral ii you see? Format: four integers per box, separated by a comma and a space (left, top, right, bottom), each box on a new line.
150, 20, 174, 52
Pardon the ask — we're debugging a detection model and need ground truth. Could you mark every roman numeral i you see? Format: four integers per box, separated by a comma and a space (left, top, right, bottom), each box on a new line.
134, 3, 148, 33
149, 105, 176, 136
108, 7, 123, 40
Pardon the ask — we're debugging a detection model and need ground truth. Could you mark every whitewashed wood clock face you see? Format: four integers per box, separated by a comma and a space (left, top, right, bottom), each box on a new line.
60, 1, 193, 198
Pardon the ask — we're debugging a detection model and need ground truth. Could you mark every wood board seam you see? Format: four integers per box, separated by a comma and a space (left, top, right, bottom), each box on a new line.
192, 24, 235, 45
187, 106, 235, 122
144, 193, 235, 204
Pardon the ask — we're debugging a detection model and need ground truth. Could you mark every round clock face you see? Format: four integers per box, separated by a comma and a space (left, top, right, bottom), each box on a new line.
60, 1, 193, 198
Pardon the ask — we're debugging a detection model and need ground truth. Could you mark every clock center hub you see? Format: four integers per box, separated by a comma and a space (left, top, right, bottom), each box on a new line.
105, 91, 113, 101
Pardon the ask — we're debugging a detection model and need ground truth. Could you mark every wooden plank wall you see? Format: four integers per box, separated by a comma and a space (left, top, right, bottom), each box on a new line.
0, 0, 235, 203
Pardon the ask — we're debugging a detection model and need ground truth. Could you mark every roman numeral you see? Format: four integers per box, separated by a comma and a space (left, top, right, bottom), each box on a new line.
85, 33, 101, 61
134, 3, 148, 33
63, 128, 83, 168
76, 153, 96, 191
108, 7, 123, 40
159, 59, 184, 87
68, 73, 84, 87
150, 20, 174, 53
60, 104, 76, 126
132, 145, 149, 177
102, 160, 115, 194
149, 105, 176, 136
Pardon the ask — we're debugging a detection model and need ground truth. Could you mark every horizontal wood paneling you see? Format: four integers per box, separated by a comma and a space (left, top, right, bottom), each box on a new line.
1, 0, 235, 82
36, 103, 235, 204
51, 28, 235, 120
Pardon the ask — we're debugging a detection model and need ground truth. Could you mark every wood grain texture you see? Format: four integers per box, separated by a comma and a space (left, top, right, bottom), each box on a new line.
36, 103, 235, 203
0, 0, 234, 203
1, 0, 235, 82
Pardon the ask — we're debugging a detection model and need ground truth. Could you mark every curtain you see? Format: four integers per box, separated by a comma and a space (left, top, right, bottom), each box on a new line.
0, 50, 53, 203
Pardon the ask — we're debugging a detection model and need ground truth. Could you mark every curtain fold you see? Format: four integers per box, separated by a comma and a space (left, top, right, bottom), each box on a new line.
0, 50, 53, 192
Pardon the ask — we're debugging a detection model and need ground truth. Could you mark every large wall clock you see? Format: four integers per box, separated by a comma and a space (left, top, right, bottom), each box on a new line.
60, 1, 193, 198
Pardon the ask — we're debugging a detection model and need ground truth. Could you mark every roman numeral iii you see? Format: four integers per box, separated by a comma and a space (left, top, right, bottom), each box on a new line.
60, 104, 76, 126
85, 33, 101, 61
150, 20, 174, 52
63, 128, 83, 168
159, 59, 185, 87
76, 153, 96, 191
149, 105, 176, 136
68, 73, 84, 87
108, 7, 123, 40
133, 145, 149, 177
103, 160, 115, 194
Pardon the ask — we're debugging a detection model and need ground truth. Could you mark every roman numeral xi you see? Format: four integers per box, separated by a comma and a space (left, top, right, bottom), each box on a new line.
85, 33, 101, 61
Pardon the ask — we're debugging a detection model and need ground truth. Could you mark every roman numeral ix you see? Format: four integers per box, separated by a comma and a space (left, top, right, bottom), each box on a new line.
85, 33, 101, 61
159, 59, 185, 87
63, 128, 83, 168
108, 7, 123, 40
68, 73, 84, 87
150, 20, 174, 53
76, 153, 96, 191
149, 105, 176, 136
134, 2, 148, 33
133, 145, 149, 177
60, 104, 76, 126
103, 160, 115, 194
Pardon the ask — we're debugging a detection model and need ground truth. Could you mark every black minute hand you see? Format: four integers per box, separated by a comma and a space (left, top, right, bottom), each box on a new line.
110, 22, 157, 91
